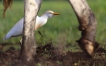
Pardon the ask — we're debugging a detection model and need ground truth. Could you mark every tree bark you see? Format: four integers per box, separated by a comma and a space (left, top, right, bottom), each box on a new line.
68, 0, 99, 57
19, 0, 42, 66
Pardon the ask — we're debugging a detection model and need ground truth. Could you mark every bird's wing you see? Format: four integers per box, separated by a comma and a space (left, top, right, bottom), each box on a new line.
4, 18, 24, 40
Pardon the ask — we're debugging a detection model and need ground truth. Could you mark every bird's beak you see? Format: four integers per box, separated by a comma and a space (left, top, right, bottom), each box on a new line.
53, 12, 59, 15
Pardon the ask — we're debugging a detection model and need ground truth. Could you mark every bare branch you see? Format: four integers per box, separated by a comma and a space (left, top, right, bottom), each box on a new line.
68, 0, 99, 57
18, 0, 42, 65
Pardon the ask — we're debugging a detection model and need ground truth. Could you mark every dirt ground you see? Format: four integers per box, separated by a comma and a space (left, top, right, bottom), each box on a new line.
0, 42, 106, 66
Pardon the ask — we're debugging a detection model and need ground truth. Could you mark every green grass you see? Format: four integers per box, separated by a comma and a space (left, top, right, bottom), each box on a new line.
0, 0, 106, 48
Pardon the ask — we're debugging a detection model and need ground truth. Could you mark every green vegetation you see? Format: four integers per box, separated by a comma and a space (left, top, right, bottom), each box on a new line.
0, 0, 106, 48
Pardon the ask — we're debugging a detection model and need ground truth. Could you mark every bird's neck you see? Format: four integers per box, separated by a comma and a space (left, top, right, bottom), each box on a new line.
38, 15, 48, 25
41, 14, 50, 19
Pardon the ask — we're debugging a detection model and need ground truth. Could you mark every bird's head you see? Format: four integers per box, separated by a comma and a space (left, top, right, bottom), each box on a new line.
42, 10, 59, 19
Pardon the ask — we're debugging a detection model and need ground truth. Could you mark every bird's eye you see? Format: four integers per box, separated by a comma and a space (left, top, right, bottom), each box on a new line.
49, 13, 53, 14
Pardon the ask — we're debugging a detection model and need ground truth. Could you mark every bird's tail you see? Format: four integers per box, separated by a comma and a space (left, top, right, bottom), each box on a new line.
3, 34, 11, 40
3, 36, 7, 40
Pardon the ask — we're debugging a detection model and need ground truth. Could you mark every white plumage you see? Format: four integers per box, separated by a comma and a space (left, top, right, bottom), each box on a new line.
4, 10, 59, 40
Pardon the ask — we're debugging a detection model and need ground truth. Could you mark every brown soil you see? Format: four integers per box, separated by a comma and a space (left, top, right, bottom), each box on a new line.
0, 42, 106, 66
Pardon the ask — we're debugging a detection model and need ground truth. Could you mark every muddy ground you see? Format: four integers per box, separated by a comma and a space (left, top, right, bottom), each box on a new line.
0, 42, 106, 66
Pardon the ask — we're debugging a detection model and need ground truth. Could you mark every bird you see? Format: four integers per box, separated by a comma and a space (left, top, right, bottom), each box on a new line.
3, 10, 59, 40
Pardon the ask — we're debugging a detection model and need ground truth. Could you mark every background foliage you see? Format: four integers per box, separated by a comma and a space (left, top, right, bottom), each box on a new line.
0, 0, 106, 50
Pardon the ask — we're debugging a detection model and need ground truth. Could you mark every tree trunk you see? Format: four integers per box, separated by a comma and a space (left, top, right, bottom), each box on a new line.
19, 0, 42, 66
68, 0, 99, 57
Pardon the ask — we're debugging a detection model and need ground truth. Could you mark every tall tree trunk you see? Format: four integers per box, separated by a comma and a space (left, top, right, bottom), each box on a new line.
68, 0, 99, 57
19, 0, 42, 66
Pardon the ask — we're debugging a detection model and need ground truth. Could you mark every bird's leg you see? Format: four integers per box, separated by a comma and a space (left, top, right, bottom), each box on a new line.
19, 38, 22, 46
38, 30, 43, 46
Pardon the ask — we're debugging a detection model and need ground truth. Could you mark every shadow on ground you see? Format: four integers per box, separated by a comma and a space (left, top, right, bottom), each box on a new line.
0, 42, 106, 66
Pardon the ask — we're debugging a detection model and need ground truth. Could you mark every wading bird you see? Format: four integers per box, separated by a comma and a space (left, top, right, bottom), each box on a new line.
4, 10, 59, 40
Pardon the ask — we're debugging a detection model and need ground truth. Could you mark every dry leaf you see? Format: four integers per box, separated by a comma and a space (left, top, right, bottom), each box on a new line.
2, 0, 13, 18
